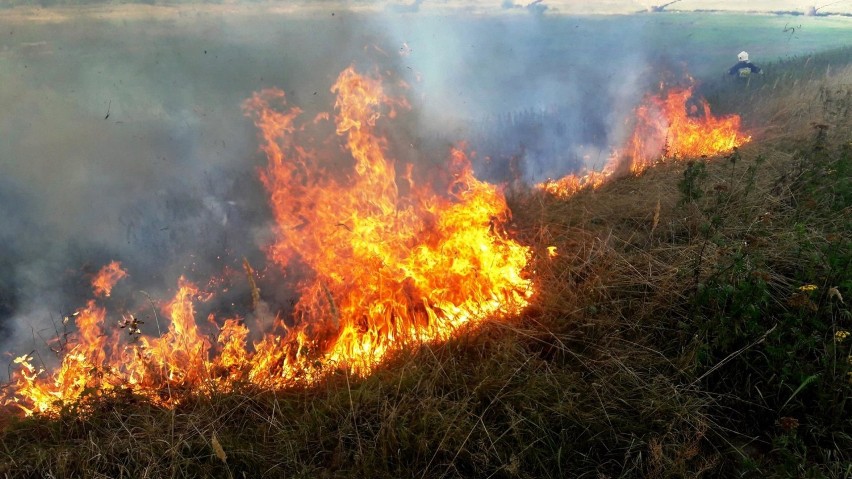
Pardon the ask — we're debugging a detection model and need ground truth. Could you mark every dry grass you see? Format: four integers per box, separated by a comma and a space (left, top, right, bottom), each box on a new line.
701, 47, 852, 143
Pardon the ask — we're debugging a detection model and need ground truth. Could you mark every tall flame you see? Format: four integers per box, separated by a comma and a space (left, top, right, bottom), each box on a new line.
538, 85, 750, 198
4, 67, 533, 415
242, 66, 533, 384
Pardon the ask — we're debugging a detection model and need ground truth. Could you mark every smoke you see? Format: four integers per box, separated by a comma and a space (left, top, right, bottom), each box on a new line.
0, 15, 319, 358
0, 6, 727, 362
371, 12, 656, 182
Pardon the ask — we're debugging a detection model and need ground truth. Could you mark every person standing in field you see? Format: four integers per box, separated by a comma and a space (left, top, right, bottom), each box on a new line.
728, 51, 763, 78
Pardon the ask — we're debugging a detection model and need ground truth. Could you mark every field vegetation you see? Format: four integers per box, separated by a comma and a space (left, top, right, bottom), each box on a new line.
0, 47, 851, 479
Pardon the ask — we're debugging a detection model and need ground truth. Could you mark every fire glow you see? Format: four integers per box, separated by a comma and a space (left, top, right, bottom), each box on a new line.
5, 67, 534, 415
538, 85, 751, 198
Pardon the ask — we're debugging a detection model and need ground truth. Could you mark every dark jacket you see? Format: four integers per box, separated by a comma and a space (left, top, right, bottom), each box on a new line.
728, 61, 762, 77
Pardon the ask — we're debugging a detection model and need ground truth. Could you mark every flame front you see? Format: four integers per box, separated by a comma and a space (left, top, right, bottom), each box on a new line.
5, 67, 533, 415
627, 86, 750, 173
243, 66, 533, 383
538, 85, 750, 198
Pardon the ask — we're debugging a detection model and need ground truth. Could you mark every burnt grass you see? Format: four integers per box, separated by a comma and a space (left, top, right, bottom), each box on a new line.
1, 49, 851, 478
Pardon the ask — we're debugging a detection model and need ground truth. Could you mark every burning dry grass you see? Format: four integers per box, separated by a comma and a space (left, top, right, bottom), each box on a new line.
0, 50, 850, 477
536, 83, 751, 199
4, 67, 535, 415
0, 319, 714, 478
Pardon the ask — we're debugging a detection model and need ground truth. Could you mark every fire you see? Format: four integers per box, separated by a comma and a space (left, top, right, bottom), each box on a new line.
7, 279, 215, 413
537, 169, 611, 199
4, 67, 533, 415
9, 301, 109, 415
120, 279, 213, 392
627, 86, 750, 173
91, 261, 127, 297
242, 66, 532, 383
538, 85, 750, 198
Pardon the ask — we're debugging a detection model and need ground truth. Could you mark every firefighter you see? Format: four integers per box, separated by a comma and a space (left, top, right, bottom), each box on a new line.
728, 51, 762, 79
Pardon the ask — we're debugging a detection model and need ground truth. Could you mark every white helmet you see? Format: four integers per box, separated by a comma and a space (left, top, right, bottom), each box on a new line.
738, 51, 749, 62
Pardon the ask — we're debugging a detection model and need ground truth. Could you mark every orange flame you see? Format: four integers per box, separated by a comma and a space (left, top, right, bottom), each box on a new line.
241, 66, 533, 383
537, 85, 750, 198
6, 278, 216, 413
91, 261, 127, 297
627, 86, 750, 173
9, 301, 109, 415
5, 67, 533, 415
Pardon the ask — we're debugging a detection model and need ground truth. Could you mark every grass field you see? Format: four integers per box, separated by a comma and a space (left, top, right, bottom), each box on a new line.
0, 11, 851, 478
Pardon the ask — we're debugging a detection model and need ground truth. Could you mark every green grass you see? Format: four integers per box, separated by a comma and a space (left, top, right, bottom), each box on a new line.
1, 47, 851, 479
